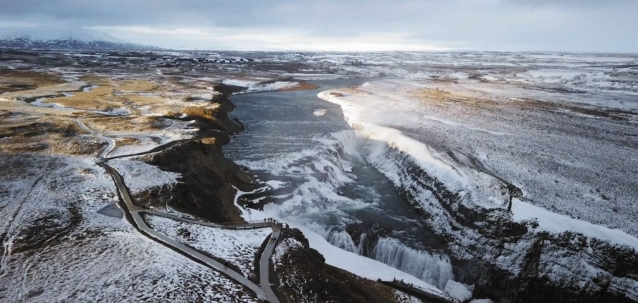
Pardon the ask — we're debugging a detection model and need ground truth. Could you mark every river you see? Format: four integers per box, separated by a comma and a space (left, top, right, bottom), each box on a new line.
224, 78, 454, 289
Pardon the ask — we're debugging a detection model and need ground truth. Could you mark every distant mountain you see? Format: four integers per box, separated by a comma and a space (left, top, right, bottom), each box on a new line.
0, 26, 158, 50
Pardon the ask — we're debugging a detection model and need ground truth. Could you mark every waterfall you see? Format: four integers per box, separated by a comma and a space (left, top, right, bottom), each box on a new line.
372, 237, 454, 290
306, 222, 358, 253
307, 223, 453, 289
357, 233, 368, 255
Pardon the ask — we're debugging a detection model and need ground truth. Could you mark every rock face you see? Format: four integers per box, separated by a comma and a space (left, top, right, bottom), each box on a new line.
137, 84, 251, 224
271, 228, 413, 303
379, 146, 638, 303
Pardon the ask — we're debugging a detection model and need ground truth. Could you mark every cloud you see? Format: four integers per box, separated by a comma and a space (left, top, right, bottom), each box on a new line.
1, 0, 636, 52
88, 26, 454, 51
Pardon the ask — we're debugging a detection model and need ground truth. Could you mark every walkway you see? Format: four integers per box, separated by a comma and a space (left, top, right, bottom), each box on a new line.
75, 119, 281, 303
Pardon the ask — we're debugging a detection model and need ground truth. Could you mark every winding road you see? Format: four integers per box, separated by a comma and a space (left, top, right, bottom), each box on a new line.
75, 119, 281, 303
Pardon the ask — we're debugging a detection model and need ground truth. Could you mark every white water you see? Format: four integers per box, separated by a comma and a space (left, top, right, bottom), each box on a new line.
235, 127, 458, 288
305, 221, 454, 289
306, 222, 358, 253
373, 238, 454, 290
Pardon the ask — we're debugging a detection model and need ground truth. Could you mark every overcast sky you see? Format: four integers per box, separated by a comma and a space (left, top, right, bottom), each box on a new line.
1, 0, 637, 52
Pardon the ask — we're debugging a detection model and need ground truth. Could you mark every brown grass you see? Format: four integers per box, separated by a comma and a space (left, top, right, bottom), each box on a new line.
0, 70, 65, 94
116, 95, 163, 106
279, 82, 319, 91
0, 117, 89, 154
78, 75, 112, 86
183, 104, 222, 120
44, 86, 118, 110
410, 87, 497, 109
116, 80, 158, 91
115, 137, 142, 146
84, 116, 165, 133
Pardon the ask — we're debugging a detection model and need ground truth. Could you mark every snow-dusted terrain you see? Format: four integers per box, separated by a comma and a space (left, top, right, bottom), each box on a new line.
146, 215, 272, 278
2, 48, 637, 302
0, 154, 258, 302
319, 79, 638, 242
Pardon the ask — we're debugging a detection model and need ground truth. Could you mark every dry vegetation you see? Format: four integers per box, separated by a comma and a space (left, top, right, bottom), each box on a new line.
279, 81, 319, 91
410, 87, 499, 110
0, 114, 105, 155
0, 70, 65, 93
0, 71, 210, 156
45, 86, 118, 110
83, 116, 170, 133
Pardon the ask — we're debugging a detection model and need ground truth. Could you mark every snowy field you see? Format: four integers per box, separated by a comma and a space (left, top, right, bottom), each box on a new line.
0, 153, 257, 302
146, 215, 272, 278
110, 158, 182, 195
319, 78, 638, 244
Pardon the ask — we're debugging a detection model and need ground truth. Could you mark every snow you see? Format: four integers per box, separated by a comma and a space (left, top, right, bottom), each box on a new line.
394, 290, 424, 303
110, 158, 182, 194
272, 237, 304, 270
146, 215, 272, 278
223, 79, 261, 87
318, 88, 506, 210
2, 229, 259, 303
313, 108, 328, 116
222, 78, 299, 93
318, 78, 638, 239
291, 220, 448, 297
0, 25, 125, 43
512, 199, 638, 251
470, 299, 494, 303
444, 280, 473, 302
0, 153, 257, 302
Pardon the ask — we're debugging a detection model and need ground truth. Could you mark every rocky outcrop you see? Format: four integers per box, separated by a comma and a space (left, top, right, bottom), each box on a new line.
271, 228, 414, 303
136, 84, 253, 224
377, 144, 638, 303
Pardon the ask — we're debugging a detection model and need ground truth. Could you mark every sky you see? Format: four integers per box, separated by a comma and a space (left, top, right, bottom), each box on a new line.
1, 0, 636, 52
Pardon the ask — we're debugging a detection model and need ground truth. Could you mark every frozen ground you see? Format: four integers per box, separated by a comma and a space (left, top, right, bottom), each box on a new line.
319, 78, 638, 243
0, 153, 257, 302
146, 215, 272, 278
110, 158, 181, 195
2, 49, 636, 302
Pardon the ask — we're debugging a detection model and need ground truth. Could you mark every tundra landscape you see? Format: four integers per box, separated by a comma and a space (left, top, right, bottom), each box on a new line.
1, 1, 638, 300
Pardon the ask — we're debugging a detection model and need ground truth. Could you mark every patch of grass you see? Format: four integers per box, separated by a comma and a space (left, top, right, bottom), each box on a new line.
84, 116, 166, 133
0, 70, 65, 94
78, 75, 112, 86
279, 81, 319, 91
116, 80, 158, 91
44, 86, 118, 110
410, 87, 497, 109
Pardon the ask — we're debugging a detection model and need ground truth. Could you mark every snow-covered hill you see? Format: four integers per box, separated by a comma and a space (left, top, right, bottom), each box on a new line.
0, 26, 157, 50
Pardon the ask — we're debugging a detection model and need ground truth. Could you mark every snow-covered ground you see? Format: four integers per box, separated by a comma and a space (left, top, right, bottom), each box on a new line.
0, 153, 257, 302
110, 158, 181, 195
146, 215, 272, 278
223, 78, 300, 93
319, 79, 638, 245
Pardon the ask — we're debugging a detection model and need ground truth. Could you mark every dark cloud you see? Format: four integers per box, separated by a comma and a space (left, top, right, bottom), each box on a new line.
0, 0, 636, 52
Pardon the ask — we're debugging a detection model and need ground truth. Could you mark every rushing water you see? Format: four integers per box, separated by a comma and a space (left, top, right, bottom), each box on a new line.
224, 78, 454, 289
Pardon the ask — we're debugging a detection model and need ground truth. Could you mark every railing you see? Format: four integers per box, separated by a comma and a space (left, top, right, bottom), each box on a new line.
220, 218, 278, 229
